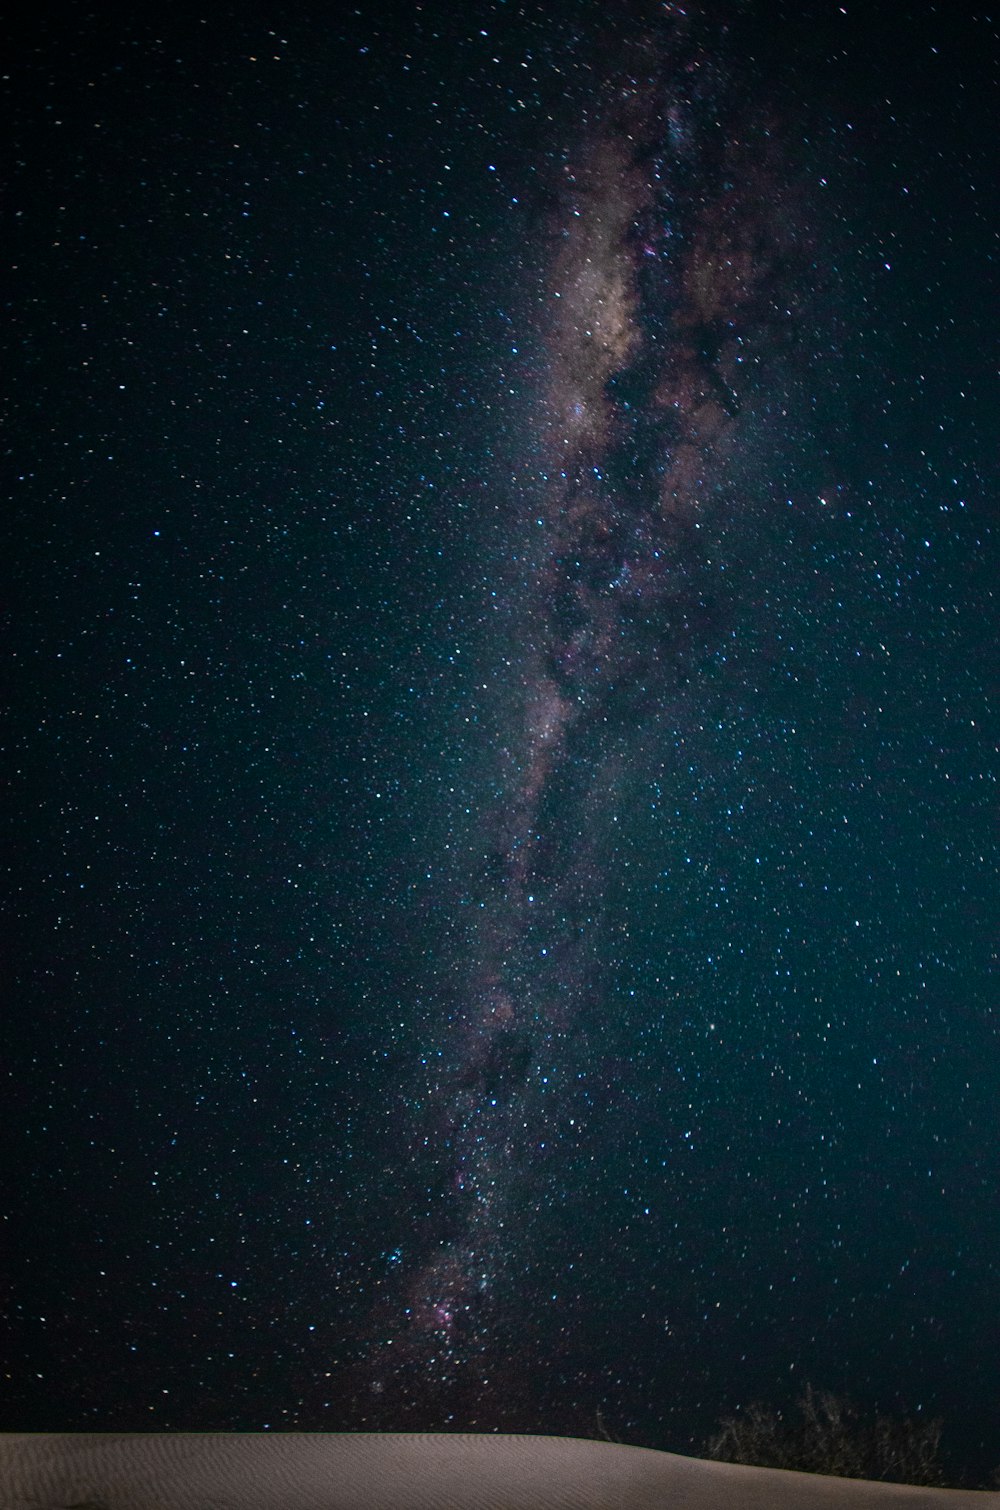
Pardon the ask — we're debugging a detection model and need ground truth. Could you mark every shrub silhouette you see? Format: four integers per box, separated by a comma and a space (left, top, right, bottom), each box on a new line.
706, 1384, 946, 1486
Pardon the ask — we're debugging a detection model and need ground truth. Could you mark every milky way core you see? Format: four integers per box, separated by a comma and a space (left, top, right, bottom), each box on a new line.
364, 3, 816, 1417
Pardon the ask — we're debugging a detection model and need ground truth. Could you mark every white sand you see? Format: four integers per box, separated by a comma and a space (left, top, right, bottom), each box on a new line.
1, 1432, 997, 1510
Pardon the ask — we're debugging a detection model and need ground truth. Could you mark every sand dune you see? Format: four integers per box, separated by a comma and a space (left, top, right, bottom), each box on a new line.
1, 1432, 997, 1510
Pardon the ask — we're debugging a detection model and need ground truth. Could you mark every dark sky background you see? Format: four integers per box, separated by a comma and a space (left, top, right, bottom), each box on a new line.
4, 0, 998, 1487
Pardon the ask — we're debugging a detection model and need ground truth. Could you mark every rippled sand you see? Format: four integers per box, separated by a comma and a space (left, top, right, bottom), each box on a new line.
2, 1432, 998, 1509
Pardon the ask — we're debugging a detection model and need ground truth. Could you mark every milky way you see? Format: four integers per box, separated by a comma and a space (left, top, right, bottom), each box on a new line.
364, 4, 813, 1414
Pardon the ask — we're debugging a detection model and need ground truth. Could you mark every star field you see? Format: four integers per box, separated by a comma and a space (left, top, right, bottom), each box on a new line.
4, 0, 998, 1486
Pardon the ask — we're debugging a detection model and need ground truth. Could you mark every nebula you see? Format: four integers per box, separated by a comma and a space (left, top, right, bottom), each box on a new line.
363, 2, 810, 1415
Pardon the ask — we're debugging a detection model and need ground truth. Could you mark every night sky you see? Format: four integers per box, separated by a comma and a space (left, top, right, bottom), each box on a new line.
4, 0, 998, 1487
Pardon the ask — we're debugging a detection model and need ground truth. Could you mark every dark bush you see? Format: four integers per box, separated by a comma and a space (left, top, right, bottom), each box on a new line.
705, 1384, 946, 1486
